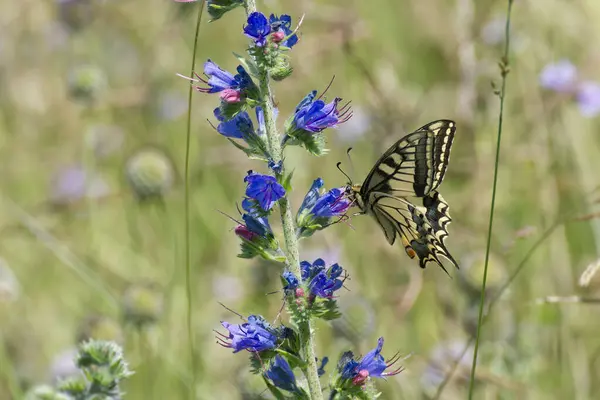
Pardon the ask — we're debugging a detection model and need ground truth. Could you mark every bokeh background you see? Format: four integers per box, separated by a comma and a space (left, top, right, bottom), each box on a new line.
2, 0, 600, 399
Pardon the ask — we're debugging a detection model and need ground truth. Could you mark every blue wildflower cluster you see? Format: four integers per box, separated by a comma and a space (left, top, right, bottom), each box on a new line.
296, 178, 352, 238
175, 1, 402, 398
539, 59, 600, 117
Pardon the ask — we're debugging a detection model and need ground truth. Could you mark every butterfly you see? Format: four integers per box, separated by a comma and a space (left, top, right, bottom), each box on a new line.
344, 119, 458, 273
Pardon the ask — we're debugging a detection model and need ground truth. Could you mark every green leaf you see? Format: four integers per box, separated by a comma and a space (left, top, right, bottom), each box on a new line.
282, 169, 294, 192
312, 299, 341, 321
233, 52, 261, 80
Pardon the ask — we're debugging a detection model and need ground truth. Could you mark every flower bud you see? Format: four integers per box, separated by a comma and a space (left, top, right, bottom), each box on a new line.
271, 31, 285, 43
220, 88, 241, 103
269, 56, 294, 82
125, 147, 175, 201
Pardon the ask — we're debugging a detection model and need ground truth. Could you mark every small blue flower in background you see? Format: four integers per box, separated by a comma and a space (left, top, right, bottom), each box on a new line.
217, 314, 278, 353
340, 337, 403, 386
539, 59, 577, 93
269, 14, 298, 48
264, 355, 298, 392
296, 178, 351, 237
576, 81, 600, 117
289, 90, 352, 134
244, 12, 271, 47
283, 258, 345, 299
245, 171, 286, 211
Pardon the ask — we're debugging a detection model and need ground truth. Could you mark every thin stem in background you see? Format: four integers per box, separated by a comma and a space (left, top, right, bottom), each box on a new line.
184, 1, 205, 398
468, 0, 514, 398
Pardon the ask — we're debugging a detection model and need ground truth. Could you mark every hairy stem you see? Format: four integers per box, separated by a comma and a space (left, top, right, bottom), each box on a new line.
242, 2, 322, 398
468, 0, 514, 398
184, 1, 205, 398
257, 46, 324, 400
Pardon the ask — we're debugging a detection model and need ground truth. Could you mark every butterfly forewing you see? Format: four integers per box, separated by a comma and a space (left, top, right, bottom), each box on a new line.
354, 119, 458, 272
360, 120, 456, 199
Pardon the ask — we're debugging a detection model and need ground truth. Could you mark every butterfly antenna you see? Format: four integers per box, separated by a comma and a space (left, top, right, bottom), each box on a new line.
346, 147, 356, 181
336, 162, 353, 185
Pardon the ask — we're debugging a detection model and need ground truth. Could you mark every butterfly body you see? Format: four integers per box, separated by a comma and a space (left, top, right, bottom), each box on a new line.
346, 120, 458, 273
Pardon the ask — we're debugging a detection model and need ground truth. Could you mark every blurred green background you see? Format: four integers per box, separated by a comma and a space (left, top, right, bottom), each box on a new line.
2, 0, 600, 399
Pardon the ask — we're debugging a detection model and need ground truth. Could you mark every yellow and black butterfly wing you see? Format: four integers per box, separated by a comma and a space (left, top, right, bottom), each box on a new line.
359, 120, 456, 199
368, 192, 457, 272
356, 120, 458, 271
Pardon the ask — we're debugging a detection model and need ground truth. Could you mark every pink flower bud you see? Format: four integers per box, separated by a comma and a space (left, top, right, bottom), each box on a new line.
271, 31, 285, 43
352, 369, 369, 386
235, 225, 257, 241
295, 287, 305, 298
220, 88, 241, 103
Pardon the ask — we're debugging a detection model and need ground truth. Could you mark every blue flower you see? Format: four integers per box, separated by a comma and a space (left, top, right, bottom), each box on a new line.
340, 337, 404, 386
290, 90, 351, 134
240, 198, 272, 236
317, 357, 329, 377
285, 258, 345, 299
576, 81, 600, 117
244, 12, 271, 47
264, 355, 298, 392
311, 188, 351, 218
539, 60, 577, 93
298, 178, 323, 214
296, 179, 351, 237
217, 315, 278, 353
307, 264, 344, 299
269, 14, 298, 48
195, 61, 256, 100
214, 108, 253, 139
282, 270, 299, 290
245, 171, 286, 211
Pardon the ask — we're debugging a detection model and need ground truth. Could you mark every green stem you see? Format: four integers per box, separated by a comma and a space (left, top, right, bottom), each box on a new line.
468, 0, 513, 398
184, 1, 205, 398
242, 1, 322, 397
258, 49, 324, 400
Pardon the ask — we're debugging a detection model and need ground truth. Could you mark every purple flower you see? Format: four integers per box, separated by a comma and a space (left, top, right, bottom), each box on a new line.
216, 315, 277, 353
311, 188, 351, 218
298, 178, 323, 213
576, 81, 600, 117
340, 337, 403, 386
194, 60, 255, 98
214, 108, 253, 139
290, 91, 351, 134
296, 179, 351, 237
539, 60, 577, 92
264, 355, 298, 392
269, 14, 298, 48
283, 258, 345, 299
238, 198, 272, 238
244, 12, 271, 47
244, 171, 285, 211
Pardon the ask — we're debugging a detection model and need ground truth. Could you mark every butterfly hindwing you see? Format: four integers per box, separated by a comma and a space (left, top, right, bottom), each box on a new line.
369, 193, 456, 272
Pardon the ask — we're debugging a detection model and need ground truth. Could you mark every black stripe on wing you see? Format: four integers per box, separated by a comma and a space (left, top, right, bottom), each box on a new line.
370, 193, 458, 273
360, 120, 456, 199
